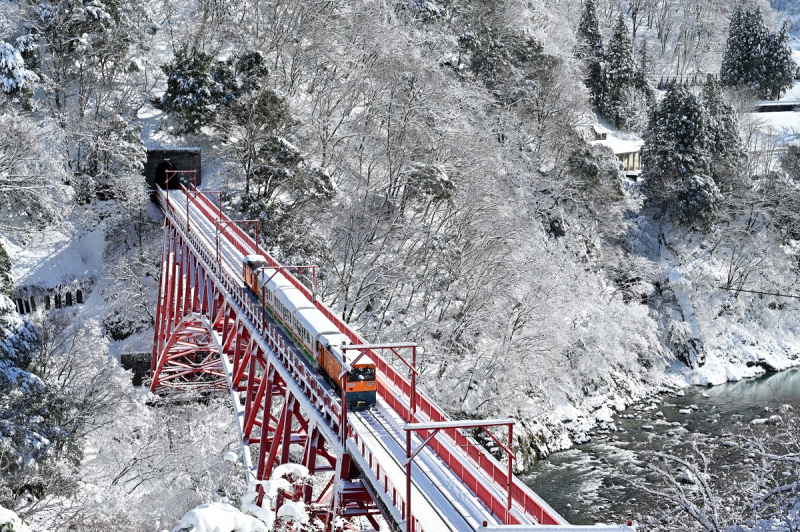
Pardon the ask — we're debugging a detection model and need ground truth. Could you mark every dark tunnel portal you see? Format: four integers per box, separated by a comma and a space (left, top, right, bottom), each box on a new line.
155, 161, 176, 190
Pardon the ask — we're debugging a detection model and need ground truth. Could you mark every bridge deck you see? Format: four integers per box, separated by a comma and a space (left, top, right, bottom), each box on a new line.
158, 188, 633, 532
166, 190, 506, 530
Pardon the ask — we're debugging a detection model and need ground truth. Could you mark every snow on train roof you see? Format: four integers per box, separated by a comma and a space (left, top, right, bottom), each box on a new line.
331, 343, 375, 367
295, 307, 338, 338
245, 254, 268, 265
257, 268, 293, 291
275, 284, 314, 312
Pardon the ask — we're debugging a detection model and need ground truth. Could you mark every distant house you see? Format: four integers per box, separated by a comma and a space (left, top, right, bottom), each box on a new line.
588, 125, 643, 176
592, 124, 608, 141
752, 100, 800, 113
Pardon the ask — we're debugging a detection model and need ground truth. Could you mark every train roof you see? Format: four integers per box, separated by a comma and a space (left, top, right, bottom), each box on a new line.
245, 254, 268, 266
275, 285, 314, 313
295, 307, 339, 339
327, 341, 375, 367
257, 268, 293, 292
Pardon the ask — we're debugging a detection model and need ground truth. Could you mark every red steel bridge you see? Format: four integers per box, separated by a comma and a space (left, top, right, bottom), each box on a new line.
150, 181, 634, 532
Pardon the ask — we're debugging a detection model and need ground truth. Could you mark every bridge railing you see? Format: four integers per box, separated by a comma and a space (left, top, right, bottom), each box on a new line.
159, 188, 429, 526
169, 187, 562, 526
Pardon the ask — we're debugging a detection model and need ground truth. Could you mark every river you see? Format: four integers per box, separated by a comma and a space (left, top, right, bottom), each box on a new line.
522, 368, 800, 525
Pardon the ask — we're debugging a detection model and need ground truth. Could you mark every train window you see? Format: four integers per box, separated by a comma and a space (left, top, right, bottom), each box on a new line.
347, 367, 376, 382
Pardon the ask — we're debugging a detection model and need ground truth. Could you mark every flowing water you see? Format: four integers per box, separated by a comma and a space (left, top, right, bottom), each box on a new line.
522, 368, 800, 525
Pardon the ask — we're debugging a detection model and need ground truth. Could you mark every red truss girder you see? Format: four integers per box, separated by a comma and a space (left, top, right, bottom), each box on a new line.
151, 211, 382, 529
150, 185, 570, 532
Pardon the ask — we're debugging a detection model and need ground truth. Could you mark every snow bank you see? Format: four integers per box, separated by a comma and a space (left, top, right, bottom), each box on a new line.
276, 502, 309, 524
271, 463, 308, 480
0, 506, 33, 532
170, 502, 268, 532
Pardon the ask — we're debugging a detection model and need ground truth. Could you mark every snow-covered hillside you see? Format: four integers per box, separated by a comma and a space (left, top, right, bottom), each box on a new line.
1, 0, 800, 529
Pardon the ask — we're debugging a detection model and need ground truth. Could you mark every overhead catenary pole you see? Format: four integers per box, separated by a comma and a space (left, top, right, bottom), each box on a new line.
340, 342, 419, 416
403, 417, 517, 532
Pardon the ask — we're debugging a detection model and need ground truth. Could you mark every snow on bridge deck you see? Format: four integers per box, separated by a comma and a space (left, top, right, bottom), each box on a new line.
159, 188, 634, 532
166, 189, 497, 530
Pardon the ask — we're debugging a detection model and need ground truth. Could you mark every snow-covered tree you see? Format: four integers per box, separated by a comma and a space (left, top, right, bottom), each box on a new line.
0, 38, 38, 101
633, 38, 655, 105
157, 47, 235, 135
0, 109, 71, 231
764, 21, 796, 100
701, 75, 745, 194
604, 14, 637, 128
217, 52, 296, 200
720, 8, 796, 100
637, 419, 800, 532
575, 0, 605, 108
0, 244, 10, 297
720, 7, 769, 91
0, 297, 48, 508
642, 83, 715, 224
457, 25, 544, 90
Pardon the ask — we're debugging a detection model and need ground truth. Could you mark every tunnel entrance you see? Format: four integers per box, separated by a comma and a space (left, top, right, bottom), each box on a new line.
155, 161, 175, 190
144, 148, 202, 198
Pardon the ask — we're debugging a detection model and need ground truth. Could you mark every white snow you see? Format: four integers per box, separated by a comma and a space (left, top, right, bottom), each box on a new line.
590, 135, 644, 155
1, 209, 107, 288
0, 506, 33, 532
271, 463, 308, 481
275, 502, 309, 524
223, 451, 239, 463
170, 502, 268, 532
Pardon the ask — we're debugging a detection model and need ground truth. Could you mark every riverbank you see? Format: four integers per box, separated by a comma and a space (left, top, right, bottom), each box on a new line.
523, 367, 800, 525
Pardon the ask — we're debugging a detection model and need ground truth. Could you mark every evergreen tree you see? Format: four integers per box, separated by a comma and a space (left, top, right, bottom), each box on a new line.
216, 51, 294, 198
633, 38, 655, 105
576, 0, 605, 108
702, 75, 744, 191
720, 8, 796, 100
765, 22, 796, 100
156, 48, 235, 135
0, 243, 10, 296
604, 14, 637, 128
720, 8, 768, 90
642, 83, 718, 225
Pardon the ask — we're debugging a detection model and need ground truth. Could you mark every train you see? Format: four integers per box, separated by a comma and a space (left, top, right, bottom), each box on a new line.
242, 254, 377, 409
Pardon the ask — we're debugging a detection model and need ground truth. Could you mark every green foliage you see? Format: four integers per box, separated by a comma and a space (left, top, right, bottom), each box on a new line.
720, 8, 796, 100
575, 0, 605, 108
156, 47, 235, 135
604, 14, 637, 128
0, 244, 10, 297
457, 26, 544, 88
